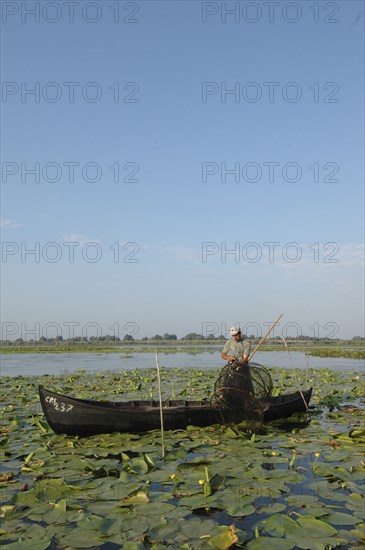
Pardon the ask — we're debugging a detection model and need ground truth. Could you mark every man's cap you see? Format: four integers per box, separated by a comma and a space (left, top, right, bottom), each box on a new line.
230, 326, 241, 336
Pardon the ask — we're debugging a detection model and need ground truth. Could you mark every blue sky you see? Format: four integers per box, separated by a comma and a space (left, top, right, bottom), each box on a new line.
1, 0, 364, 340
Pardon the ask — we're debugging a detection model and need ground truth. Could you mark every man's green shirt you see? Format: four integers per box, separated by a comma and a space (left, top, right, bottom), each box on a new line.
222, 338, 251, 361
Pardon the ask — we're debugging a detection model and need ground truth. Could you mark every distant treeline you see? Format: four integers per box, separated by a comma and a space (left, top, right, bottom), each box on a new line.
1, 333, 364, 345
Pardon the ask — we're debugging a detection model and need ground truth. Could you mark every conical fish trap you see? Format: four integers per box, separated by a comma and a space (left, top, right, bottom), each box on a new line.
211, 362, 273, 428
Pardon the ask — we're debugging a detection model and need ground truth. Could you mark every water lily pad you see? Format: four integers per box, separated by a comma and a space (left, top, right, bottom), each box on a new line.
179, 518, 219, 538
55, 531, 106, 548
262, 513, 300, 537
337, 523, 365, 547
177, 494, 218, 510
148, 522, 183, 542
295, 515, 338, 537
132, 501, 177, 516
0, 505, 16, 519
247, 537, 295, 550
79, 446, 110, 458
257, 503, 286, 515
309, 480, 349, 502
286, 495, 318, 506
346, 493, 365, 518
226, 502, 256, 517
323, 512, 362, 526
0, 540, 52, 550
311, 464, 354, 481
118, 490, 149, 507
128, 457, 149, 474
349, 428, 365, 440
41, 499, 67, 524
205, 525, 238, 549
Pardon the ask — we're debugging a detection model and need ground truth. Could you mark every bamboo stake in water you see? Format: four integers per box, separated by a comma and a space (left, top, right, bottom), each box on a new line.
155, 349, 165, 459
281, 336, 309, 411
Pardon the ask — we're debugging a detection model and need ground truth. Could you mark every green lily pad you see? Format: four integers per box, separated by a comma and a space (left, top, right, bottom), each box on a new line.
128, 457, 149, 474
55, 531, 106, 548
346, 493, 365, 517
207, 525, 238, 549
257, 503, 286, 515
286, 495, 318, 506
349, 428, 365, 440
0, 540, 52, 550
262, 514, 300, 537
295, 515, 338, 537
323, 512, 362, 526
148, 522, 183, 542
41, 499, 67, 525
118, 490, 149, 507
0, 505, 16, 519
177, 494, 219, 510
247, 537, 295, 550
226, 502, 256, 517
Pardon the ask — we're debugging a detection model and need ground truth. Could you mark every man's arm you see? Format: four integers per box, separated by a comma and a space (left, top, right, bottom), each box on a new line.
221, 341, 236, 362
241, 341, 251, 363
221, 351, 236, 362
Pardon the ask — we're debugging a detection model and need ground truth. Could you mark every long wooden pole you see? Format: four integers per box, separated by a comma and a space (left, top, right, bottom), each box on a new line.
248, 313, 283, 362
155, 349, 165, 459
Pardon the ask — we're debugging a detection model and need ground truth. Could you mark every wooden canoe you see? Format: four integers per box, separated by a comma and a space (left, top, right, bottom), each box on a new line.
39, 385, 312, 436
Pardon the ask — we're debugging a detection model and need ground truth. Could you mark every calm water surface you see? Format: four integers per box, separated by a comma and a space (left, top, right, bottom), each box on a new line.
0, 350, 363, 377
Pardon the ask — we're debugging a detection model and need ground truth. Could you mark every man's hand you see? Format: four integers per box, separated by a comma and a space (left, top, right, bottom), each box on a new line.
221, 352, 236, 362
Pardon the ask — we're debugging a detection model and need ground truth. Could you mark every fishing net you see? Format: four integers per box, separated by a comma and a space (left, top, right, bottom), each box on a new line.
210, 362, 273, 429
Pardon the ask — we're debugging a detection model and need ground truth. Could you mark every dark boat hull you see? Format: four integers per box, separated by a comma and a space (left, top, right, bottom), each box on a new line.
39, 385, 312, 436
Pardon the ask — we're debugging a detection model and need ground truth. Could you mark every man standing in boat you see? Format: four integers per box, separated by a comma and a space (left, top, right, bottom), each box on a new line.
221, 326, 251, 364
219, 326, 253, 408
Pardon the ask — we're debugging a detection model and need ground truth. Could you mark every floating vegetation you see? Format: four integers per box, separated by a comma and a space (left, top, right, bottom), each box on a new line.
0, 367, 364, 549
306, 348, 365, 360
1, 343, 364, 360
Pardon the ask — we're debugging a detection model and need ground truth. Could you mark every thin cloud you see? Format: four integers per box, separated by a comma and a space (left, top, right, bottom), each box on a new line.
0, 219, 21, 229
278, 242, 364, 285
61, 233, 102, 246
162, 245, 200, 264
